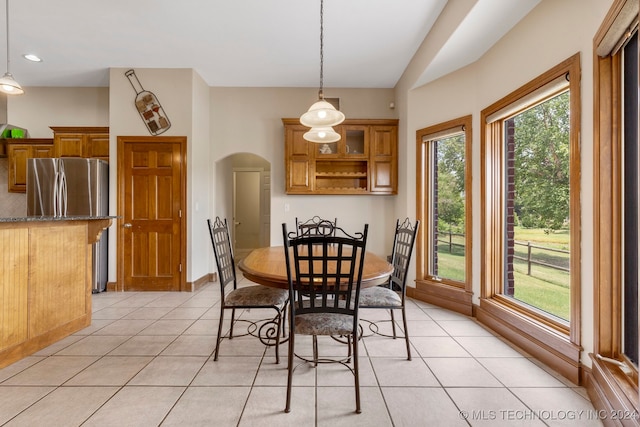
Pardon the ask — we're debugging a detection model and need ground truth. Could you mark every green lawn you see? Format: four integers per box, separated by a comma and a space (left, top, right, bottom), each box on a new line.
436, 226, 570, 320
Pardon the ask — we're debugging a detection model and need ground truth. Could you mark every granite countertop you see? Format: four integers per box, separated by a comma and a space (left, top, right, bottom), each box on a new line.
0, 215, 119, 223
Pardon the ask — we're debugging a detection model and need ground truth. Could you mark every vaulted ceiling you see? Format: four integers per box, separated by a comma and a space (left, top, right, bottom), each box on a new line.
4, 0, 539, 89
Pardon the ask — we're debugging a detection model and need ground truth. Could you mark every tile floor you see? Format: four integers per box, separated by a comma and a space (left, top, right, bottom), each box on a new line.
0, 274, 603, 426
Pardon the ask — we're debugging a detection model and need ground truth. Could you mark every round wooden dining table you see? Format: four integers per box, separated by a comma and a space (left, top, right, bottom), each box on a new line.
237, 246, 393, 289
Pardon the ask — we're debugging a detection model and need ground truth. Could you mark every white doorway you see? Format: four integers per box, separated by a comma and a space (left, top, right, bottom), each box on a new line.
233, 167, 270, 260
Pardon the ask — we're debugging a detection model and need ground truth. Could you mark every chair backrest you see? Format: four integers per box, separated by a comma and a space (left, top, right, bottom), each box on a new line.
207, 217, 237, 297
282, 222, 368, 319
295, 216, 338, 237
388, 218, 420, 294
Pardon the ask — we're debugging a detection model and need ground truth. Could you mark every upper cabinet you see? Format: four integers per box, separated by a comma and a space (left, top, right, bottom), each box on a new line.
283, 118, 398, 195
5, 127, 109, 193
50, 126, 109, 161
6, 139, 54, 193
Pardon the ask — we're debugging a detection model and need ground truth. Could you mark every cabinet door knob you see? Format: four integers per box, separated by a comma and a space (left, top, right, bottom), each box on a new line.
123, 223, 132, 228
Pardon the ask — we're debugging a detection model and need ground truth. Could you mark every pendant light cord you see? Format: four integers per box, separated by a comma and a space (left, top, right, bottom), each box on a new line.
318, 0, 324, 100
5, 0, 10, 73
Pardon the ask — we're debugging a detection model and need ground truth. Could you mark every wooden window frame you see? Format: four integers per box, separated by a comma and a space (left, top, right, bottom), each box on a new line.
589, 0, 640, 418
476, 53, 582, 384
411, 115, 473, 316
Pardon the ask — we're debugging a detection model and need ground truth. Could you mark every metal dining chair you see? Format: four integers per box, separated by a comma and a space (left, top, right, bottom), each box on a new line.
282, 221, 368, 414
295, 216, 338, 237
358, 218, 419, 360
207, 217, 289, 363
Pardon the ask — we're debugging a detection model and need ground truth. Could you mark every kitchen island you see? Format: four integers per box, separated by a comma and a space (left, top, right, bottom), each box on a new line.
0, 216, 113, 368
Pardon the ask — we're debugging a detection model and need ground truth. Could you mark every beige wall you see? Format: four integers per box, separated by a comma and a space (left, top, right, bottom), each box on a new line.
8, 87, 109, 138
209, 86, 399, 259
397, 0, 614, 369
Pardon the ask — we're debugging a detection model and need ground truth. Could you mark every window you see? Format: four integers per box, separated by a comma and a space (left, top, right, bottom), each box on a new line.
621, 30, 638, 367
478, 54, 581, 382
592, 0, 639, 413
415, 116, 472, 314
503, 89, 571, 322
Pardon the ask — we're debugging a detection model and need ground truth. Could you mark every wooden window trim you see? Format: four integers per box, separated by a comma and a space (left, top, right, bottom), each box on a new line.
589, 0, 640, 420
477, 53, 582, 384
410, 115, 473, 316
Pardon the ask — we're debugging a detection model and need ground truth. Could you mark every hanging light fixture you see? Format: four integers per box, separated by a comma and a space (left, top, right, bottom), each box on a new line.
303, 126, 341, 143
300, 0, 344, 142
0, 0, 22, 95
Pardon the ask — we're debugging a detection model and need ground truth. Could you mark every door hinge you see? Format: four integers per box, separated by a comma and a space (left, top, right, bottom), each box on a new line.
179, 210, 182, 218
179, 263, 182, 273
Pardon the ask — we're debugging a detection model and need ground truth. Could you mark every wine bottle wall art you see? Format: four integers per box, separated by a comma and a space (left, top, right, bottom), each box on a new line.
125, 69, 171, 135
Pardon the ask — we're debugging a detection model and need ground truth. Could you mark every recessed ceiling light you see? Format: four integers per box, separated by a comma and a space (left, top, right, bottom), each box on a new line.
23, 54, 42, 62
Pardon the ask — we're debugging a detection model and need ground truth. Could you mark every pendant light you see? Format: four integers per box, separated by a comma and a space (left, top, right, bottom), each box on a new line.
0, 0, 22, 95
303, 126, 341, 143
300, 0, 344, 142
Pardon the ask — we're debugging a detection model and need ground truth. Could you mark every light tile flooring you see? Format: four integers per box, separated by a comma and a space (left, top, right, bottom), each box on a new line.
0, 275, 602, 426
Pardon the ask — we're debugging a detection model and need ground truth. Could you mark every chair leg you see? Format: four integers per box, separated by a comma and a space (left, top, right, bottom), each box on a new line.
313, 335, 318, 367
285, 331, 295, 412
214, 306, 225, 361
401, 306, 411, 361
353, 331, 361, 414
274, 308, 282, 364
229, 308, 236, 339
390, 309, 397, 338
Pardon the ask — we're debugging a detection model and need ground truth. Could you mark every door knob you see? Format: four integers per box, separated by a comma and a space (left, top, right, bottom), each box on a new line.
123, 223, 132, 228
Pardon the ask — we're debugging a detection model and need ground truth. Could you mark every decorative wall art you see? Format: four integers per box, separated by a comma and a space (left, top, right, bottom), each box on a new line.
125, 69, 171, 135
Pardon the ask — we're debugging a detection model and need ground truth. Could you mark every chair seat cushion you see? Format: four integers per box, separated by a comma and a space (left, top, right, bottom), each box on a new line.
358, 286, 402, 307
295, 312, 354, 335
226, 285, 288, 307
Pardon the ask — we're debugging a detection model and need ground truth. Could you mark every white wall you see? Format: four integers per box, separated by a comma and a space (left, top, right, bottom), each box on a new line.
396, 0, 614, 369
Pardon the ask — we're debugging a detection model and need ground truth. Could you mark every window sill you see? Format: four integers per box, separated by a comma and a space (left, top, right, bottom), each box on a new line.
477, 297, 581, 384
410, 279, 473, 316
587, 354, 640, 426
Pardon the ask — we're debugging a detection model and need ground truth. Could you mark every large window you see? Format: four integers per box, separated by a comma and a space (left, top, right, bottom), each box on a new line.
503, 89, 571, 322
621, 30, 638, 367
478, 54, 581, 382
592, 0, 639, 413
415, 116, 472, 314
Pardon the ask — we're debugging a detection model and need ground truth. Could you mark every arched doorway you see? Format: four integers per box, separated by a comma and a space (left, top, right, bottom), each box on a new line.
216, 153, 271, 262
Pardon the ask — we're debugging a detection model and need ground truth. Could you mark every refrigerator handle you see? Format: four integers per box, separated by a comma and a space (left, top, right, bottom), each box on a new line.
52, 163, 59, 217
60, 170, 67, 217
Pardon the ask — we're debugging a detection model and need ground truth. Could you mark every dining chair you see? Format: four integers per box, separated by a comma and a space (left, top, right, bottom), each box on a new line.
295, 216, 338, 237
282, 221, 368, 414
207, 217, 289, 363
358, 218, 419, 360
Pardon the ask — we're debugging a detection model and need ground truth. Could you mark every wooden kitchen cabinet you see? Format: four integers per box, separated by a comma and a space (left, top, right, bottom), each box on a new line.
283, 118, 398, 195
7, 139, 54, 193
50, 126, 109, 161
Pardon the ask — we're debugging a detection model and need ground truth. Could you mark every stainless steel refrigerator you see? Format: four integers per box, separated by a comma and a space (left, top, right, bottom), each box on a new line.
26, 157, 109, 293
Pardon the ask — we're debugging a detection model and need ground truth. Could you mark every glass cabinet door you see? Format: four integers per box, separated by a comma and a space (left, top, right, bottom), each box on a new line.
314, 141, 339, 158
343, 125, 369, 158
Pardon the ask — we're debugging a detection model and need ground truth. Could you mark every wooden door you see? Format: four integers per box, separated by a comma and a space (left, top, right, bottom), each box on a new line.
117, 136, 186, 291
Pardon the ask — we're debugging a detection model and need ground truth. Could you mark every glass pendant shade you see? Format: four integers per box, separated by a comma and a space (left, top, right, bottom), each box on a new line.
303, 126, 341, 143
0, 72, 23, 95
300, 99, 345, 127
